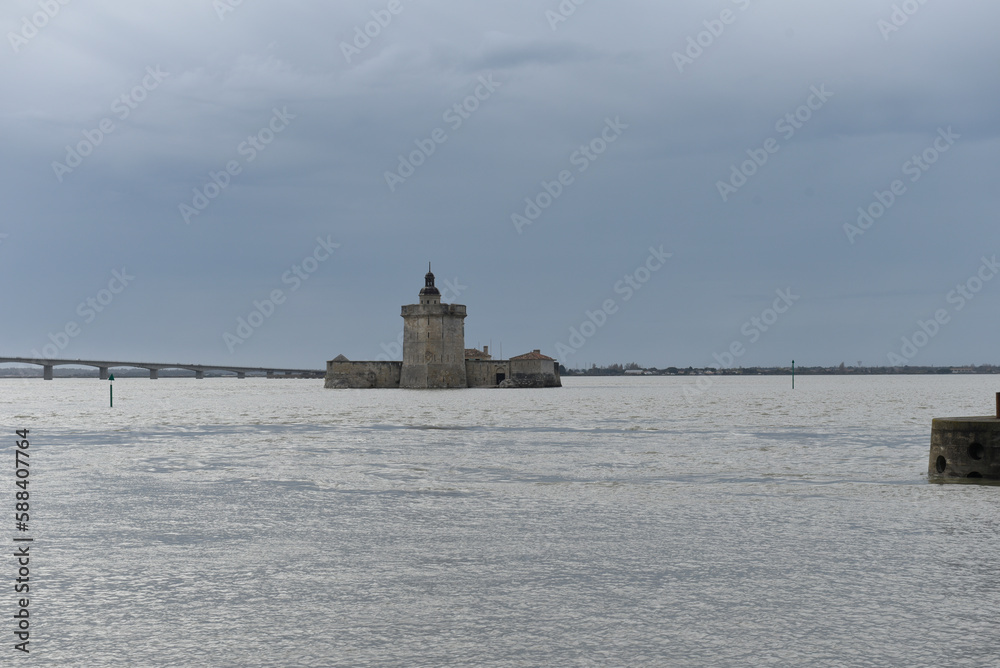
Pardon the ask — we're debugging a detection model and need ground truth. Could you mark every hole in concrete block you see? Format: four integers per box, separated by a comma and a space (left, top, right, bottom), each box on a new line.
969, 442, 984, 460
935, 456, 947, 474
968, 471, 983, 478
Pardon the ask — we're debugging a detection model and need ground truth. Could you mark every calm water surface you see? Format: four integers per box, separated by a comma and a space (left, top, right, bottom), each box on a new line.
2, 375, 998, 666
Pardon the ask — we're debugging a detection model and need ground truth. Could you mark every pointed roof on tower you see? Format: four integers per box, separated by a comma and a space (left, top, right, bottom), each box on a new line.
420, 262, 440, 296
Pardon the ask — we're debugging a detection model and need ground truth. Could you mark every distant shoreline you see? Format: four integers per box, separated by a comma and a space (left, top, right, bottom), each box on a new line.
3, 364, 997, 379
562, 364, 999, 377
0, 369, 306, 379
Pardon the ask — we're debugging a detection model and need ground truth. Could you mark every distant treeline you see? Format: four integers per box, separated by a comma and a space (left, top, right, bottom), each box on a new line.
560, 363, 1000, 376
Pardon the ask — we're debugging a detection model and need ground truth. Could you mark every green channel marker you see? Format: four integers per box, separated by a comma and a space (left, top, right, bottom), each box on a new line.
109, 373, 114, 407
791, 360, 794, 389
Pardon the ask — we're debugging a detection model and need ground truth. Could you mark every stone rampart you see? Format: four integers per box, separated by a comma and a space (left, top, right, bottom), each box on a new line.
507, 359, 562, 388
466, 360, 511, 388
324, 361, 402, 389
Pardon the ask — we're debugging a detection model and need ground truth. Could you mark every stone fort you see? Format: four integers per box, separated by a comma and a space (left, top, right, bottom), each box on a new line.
325, 267, 561, 389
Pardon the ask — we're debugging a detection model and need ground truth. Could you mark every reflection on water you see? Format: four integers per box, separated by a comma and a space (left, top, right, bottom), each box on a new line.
3, 375, 999, 666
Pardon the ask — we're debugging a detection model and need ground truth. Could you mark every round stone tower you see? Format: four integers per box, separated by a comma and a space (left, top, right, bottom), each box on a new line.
399, 265, 467, 388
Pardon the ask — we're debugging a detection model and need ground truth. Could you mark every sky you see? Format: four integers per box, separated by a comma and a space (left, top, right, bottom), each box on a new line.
2, 0, 999, 370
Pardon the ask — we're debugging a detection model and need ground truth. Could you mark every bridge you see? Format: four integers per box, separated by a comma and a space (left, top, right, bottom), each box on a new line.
0, 357, 326, 380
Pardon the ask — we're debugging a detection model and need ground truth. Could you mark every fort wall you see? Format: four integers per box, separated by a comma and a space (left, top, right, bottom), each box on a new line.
324, 361, 402, 389
466, 360, 511, 388
508, 359, 562, 388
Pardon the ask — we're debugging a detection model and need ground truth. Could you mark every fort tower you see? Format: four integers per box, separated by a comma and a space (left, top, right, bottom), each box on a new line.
399, 265, 468, 388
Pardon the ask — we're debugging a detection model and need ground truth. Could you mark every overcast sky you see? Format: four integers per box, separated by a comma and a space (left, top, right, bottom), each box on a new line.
2, 0, 999, 370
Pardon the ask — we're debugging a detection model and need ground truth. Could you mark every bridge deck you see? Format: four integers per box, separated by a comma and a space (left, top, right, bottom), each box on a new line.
0, 357, 325, 379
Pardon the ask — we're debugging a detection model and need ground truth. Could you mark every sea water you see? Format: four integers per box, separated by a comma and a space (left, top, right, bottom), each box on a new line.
1, 375, 998, 666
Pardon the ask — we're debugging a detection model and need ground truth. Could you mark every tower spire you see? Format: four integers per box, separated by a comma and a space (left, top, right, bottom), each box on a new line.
420, 263, 440, 301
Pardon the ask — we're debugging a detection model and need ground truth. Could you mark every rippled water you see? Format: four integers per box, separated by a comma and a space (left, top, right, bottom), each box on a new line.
2, 375, 999, 666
